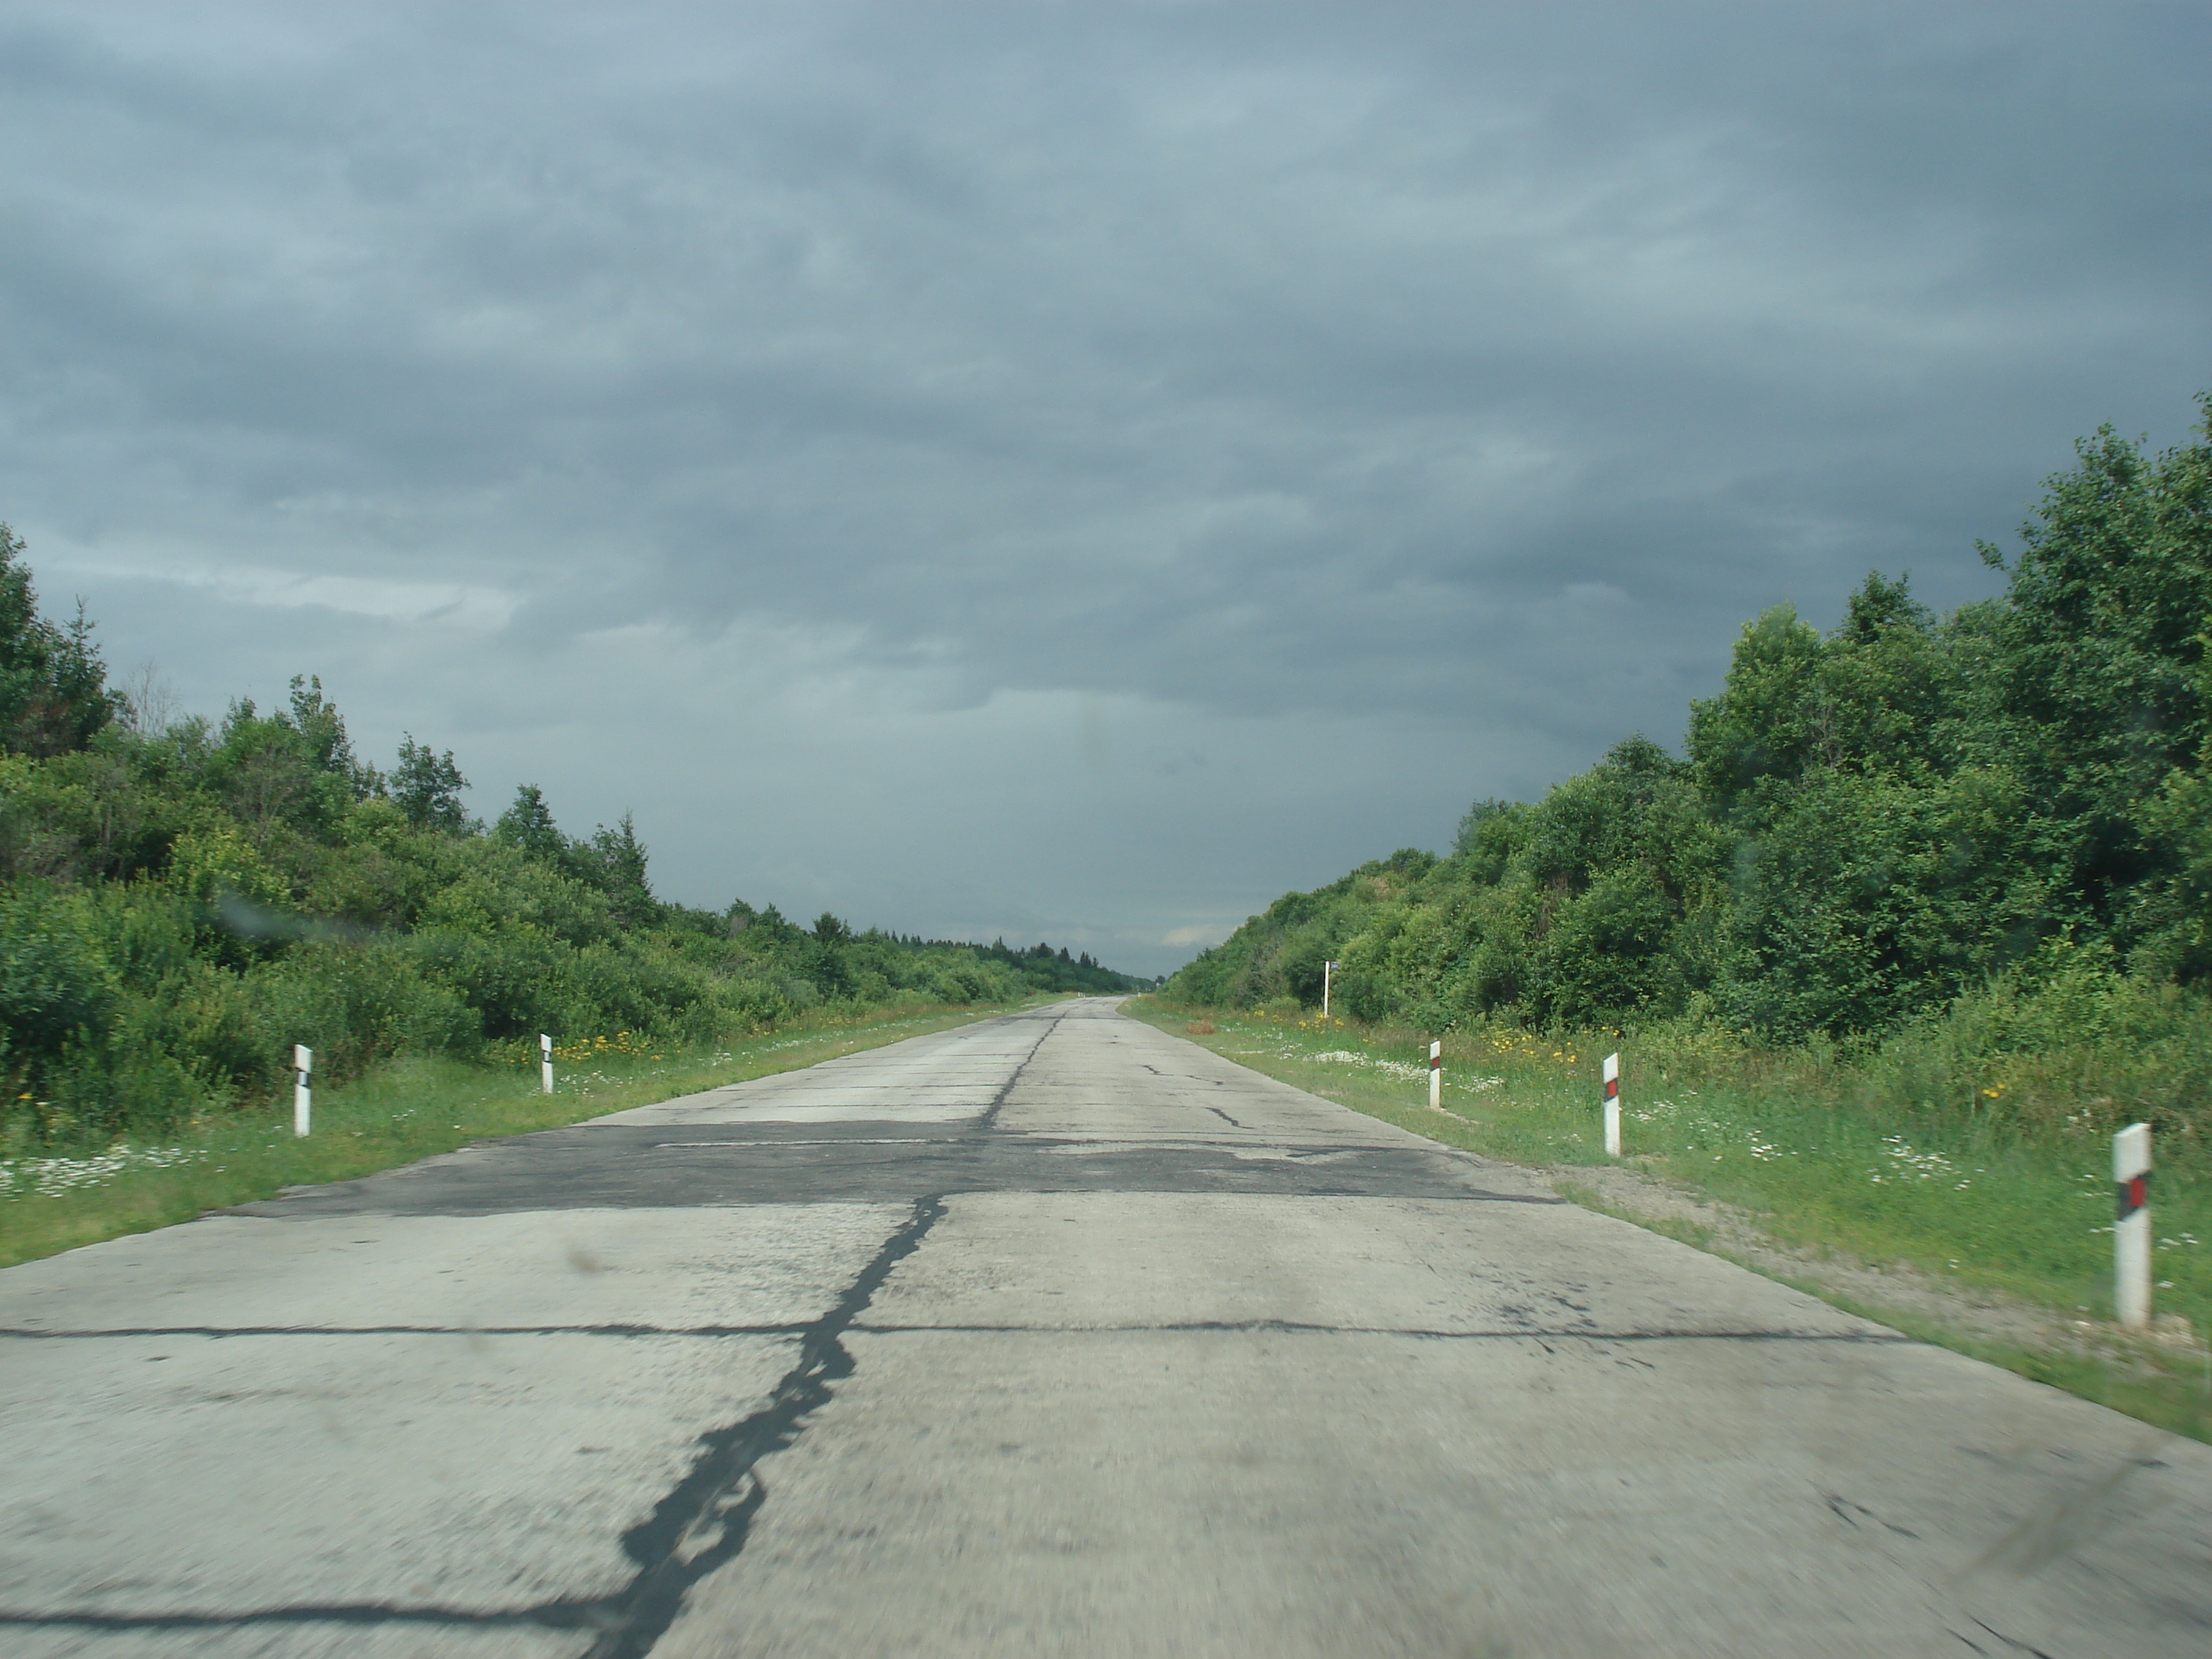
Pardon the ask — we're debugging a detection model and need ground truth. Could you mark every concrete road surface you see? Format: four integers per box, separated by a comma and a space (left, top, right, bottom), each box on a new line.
3, 998, 2208, 1657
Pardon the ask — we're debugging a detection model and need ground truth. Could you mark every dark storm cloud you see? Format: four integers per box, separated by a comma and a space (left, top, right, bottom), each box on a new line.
2, 2, 2208, 969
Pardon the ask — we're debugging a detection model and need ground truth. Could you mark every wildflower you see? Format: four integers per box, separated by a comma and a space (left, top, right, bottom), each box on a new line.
2, 1145, 207, 1201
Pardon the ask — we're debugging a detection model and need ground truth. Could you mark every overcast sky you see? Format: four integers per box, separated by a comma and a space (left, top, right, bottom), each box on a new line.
3, 2, 2208, 975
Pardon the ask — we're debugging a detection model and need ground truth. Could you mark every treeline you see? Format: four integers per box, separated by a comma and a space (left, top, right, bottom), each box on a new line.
1172, 396, 2212, 1064
0, 525, 1144, 1144
884, 932, 1155, 995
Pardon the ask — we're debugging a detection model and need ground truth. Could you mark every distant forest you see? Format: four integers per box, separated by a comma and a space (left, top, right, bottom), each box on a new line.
0, 530, 1145, 1144
1174, 395, 2212, 1053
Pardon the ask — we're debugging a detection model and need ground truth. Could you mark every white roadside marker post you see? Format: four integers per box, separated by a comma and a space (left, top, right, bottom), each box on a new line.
2115, 1122, 2152, 1329
1429, 1040, 1442, 1111
540, 1033, 555, 1096
1322, 961, 1337, 1020
1603, 1052, 1621, 1157
293, 1045, 313, 1138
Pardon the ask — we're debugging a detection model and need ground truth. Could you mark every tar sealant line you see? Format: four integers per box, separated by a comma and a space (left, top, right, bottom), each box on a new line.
844, 1319, 1912, 1343
650, 1138, 960, 1148
0, 1202, 958, 1650
0, 1322, 819, 1341
584, 1192, 949, 1659
972, 1017, 1057, 1133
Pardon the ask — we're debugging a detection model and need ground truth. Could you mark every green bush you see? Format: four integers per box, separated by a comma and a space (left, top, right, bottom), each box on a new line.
0, 884, 114, 1068
0, 523, 1148, 1152
249, 939, 479, 1083
1169, 391, 2212, 1154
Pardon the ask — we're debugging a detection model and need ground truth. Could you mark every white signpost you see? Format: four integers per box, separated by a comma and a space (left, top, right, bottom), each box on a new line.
1429, 1040, 1442, 1111
1602, 1052, 1621, 1158
2115, 1122, 2152, 1329
292, 1045, 313, 1138
540, 1033, 555, 1096
1322, 961, 1338, 1019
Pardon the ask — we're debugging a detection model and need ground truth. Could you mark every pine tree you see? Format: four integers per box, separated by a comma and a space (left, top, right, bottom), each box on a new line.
493, 785, 568, 862
0, 525, 115, 756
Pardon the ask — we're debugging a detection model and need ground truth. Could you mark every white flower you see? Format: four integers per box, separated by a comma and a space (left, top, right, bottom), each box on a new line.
2, 1145, 207, 1201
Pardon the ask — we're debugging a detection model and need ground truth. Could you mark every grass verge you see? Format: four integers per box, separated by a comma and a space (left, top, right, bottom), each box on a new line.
1127, 996, 2212, 1443
1, 998, 1044, 1269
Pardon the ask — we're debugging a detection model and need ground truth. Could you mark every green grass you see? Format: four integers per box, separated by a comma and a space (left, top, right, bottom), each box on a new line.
1129, 997, 2212, 1441
0, 998, 1046, 1269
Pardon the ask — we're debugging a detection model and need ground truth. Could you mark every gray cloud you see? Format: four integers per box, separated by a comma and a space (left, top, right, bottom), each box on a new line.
3, 1, 2208, 972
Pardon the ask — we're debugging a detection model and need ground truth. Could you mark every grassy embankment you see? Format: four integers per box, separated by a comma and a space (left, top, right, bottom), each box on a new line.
0, 998, 1045, 1270
1127, 996, 2212, 1442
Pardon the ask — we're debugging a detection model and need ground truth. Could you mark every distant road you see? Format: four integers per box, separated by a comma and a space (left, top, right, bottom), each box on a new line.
4, 998, 2207, 1657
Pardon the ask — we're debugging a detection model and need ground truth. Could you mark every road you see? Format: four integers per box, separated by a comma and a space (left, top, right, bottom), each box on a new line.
2, 997, 2208, 1657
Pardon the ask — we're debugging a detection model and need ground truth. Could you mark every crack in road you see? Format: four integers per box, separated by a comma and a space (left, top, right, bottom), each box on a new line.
0, 1010, 1073, 1650
848, 1320, 1914, 1342
0, 1602, 609, 1635
0, 1317, 1907, 1348
1948, 1615, 2060, 1657
1, 1322, 819, 1341
973, 1016, 1056, 1133
0, 1193, 950, 1654
584, 1191, 947, 1658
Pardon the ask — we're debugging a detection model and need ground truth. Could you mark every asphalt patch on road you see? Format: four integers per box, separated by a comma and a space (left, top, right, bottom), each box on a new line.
225, 1120, 1555, 1218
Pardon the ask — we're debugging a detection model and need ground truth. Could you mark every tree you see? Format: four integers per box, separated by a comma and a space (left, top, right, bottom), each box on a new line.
207, 682, 378, 840
1965, 405, 2212, 934
390, 736, 472, 836
0, 525, 115, 756
805, 910, 854, 996
752, 903, 799, 943
286, 676, 378, 799
493, 785, 568, 862
1452, 797, 1514, 859
588, 813, 657, 929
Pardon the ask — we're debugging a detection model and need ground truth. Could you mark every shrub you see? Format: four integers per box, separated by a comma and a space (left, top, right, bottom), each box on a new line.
248, 939, 478, 1084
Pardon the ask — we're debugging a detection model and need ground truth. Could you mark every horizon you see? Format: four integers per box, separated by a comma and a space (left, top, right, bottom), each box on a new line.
4, 1, 2207, 976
